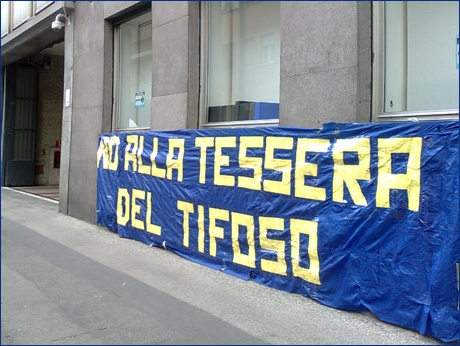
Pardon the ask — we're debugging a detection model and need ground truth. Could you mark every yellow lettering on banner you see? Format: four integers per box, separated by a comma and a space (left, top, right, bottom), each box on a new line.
146, 192, 161, 235
214, 137, 236, 187
97, 136, 119, 170
151, 137, 166, 179
209, 208, 229, 257
376, 137, 422, 212
137, 136, 151, 175
238, 136, 264, 191
195, 137, 214, 184
332, 138, 370, 206
259, 217, 287, 276
263, 137, 294, 196
231, 212, 256, 268
197, 205, 205, 253
131, 189, 145, 231
124, 135, 138, 171
177, 200, 194, 247
116, 188, 130, 226
166, 138, 185, 182
295, 138, 329, 201
290, 218, 321, 285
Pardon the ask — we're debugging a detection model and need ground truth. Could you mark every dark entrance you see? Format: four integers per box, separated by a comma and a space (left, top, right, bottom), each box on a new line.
3, 64, 39, 187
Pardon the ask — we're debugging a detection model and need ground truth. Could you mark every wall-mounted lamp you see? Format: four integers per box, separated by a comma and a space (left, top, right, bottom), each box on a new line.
51, 14, 70, 32
42, 56, 51, 70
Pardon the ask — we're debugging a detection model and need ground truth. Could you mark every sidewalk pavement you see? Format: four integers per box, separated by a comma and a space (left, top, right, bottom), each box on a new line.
1, 187, 442, 344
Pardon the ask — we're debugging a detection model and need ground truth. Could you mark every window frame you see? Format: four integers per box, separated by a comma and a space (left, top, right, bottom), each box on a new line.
199, 1, 280, 129
112, 9, 152, 132
372, 2, 459, 122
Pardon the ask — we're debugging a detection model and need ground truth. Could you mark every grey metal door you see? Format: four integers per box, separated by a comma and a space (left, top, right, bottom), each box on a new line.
3, 65, 38, 187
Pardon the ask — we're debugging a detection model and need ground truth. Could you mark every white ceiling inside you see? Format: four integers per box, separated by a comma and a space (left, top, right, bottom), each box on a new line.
41, 41, 65, 56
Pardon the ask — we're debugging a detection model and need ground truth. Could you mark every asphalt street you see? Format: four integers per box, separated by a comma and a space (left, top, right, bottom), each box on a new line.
1, 187, 442, 344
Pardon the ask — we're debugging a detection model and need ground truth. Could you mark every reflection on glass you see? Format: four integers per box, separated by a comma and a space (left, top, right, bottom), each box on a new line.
384, 2, 459, 113
117, 12, 152, 129
207, 2, 280, 122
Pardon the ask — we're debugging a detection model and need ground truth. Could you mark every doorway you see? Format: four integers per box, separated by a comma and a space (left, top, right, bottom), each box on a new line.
2, 43, 64, 200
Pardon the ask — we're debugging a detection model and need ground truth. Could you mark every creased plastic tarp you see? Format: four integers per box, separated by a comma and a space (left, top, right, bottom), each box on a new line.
96, 121, 459, 342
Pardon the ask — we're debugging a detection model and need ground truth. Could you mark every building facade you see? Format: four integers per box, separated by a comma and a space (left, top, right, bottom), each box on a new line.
1, 1, 458, 224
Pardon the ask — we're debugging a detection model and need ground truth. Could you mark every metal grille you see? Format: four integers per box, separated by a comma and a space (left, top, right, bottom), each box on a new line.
13, 67, 37, 161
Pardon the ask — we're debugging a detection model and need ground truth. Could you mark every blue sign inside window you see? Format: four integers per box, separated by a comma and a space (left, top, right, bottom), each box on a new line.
135, 91, 145, 108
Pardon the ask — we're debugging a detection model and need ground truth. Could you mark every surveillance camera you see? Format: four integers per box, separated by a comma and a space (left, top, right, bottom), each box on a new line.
51, 20, 64, 31
51, 14, 68, 31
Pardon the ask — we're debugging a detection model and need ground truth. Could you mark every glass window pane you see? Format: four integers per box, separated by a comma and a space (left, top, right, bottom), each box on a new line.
117, 12, 152, 129
35, 1, 53, 14
207, 1, 280, 122
384, 1, 459, 113
12, 1, 30, 28
1, 2, 9, 36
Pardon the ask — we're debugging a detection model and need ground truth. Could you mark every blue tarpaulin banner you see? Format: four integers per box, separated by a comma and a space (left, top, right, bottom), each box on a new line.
96, 121, 459, 342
